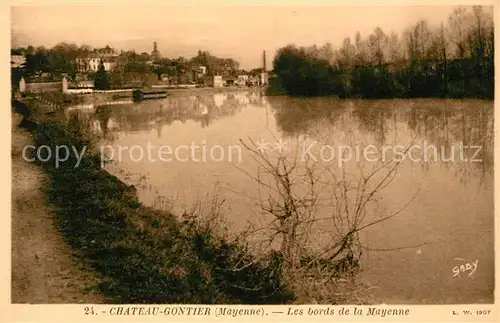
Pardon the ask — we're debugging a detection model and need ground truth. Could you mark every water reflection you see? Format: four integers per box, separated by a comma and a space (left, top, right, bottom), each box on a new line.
66, 90, 270, 140
266, 97, 493, 304
270, 98, 494, 182
64, 92, 494, 304
65, 94, 493, 191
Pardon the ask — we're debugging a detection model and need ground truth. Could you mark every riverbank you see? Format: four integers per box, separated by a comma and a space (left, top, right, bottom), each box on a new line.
166, 86, 266, 96
16, 98, 293, 304
29, 86, 267, 107
11, 111, 105, 303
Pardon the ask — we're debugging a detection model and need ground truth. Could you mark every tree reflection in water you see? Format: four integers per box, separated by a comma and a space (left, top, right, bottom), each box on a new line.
270, 97, 493, 186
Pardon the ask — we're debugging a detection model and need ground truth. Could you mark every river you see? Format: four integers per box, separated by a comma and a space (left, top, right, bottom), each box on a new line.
66, 89, 494, 304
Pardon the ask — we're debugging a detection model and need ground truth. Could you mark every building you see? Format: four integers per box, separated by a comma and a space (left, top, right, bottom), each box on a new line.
62, 76, 94, 94
76, 55, 99, 72
11, 55, 26, 68
237, 75, 249, 86
160, 74, 169, 82
102, 58, 117, 71
151, 42, 161, 61
201, 75, 214, 87
76, 45, 118, 73
223, 76, 237, 86
19, 77, 26, 93
11, 71, 25, 96
95, 45, 117, 58
248, 75, 260, 86
260, 72, 269, 86
76, 55, 116, 73
213, 75, 223, 88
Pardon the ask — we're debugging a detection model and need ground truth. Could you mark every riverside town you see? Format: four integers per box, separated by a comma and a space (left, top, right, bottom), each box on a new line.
9, 2, 494, 317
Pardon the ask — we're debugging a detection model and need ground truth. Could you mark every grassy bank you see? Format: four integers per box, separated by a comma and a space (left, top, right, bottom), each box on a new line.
21, 101, 294, 304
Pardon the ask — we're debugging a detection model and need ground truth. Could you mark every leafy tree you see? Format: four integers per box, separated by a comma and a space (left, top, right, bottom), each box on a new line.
273, 45, 335, 96
124, 61, 150, 73
94, 61, 110, 90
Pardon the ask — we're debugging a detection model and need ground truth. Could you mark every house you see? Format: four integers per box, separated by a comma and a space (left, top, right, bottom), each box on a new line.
76, 45, 118, 73
11, 55, 26, 68
160, 74, 169, 82
76, 54, 100, 72
19, 77, 26, 93
192, 66, 208, 81
201, 75, 213, 87
237, 75, 249, 86
102, 57, 117, 71
248, 75, 260, 86
11, 69, 25, 96
223, 76, 237, 87
72, 80, 95, 89
260, 72, 269, 86
95, 45, 117, 58
75, 73, 91, 82
213, 75, 223, 88
76, 55, 116, 72
62, 76, 94, 94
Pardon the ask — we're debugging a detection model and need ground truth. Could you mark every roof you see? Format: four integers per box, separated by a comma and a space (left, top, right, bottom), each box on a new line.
11, 55, 26, 67
133, 88, 168, 94
68, 80, 95, 89
77, 54, 118, 61
77, 53, 100, 59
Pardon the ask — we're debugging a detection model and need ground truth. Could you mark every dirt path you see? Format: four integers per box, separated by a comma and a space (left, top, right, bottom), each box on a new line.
11, 112, 105, 304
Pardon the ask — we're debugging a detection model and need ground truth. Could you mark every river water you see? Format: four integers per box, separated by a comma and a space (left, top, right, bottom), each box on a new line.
67, 90, 494, 304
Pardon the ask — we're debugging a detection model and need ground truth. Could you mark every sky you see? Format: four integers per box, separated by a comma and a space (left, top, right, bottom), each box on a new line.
10, 2, 489, 70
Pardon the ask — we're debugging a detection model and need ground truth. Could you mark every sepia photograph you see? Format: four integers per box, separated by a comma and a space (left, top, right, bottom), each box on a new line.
9, 0, 495, 312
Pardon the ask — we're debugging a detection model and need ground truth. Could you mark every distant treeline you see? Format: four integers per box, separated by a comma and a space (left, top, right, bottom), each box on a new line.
269, 6, 494, 99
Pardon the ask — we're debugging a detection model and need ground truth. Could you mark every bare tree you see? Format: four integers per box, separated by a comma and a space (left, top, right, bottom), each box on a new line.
354, 31, 368, 67
404, 20, 433, 62
387, 31, 402, 65
448, 7, 470, 59
236, 136, 421, 288
368, 27, 387, 67
336, 36, 355, 69
318, 42, 335, 65
467, 5, 493, 61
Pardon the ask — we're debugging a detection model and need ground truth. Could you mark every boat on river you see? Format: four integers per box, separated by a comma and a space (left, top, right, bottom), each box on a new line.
132, 88, 168, 101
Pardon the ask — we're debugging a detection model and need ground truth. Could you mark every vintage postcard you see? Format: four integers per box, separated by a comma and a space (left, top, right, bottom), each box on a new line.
3, 0, 498, 322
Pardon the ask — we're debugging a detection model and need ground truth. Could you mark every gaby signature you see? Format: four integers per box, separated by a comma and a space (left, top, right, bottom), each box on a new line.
452, 258, 478, 277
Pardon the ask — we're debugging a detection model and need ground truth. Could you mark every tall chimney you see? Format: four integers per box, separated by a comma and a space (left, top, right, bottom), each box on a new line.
262, 50, 266, 71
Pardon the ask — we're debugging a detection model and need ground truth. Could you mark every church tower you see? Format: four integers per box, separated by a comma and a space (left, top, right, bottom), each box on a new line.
151, 41, 161, 61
